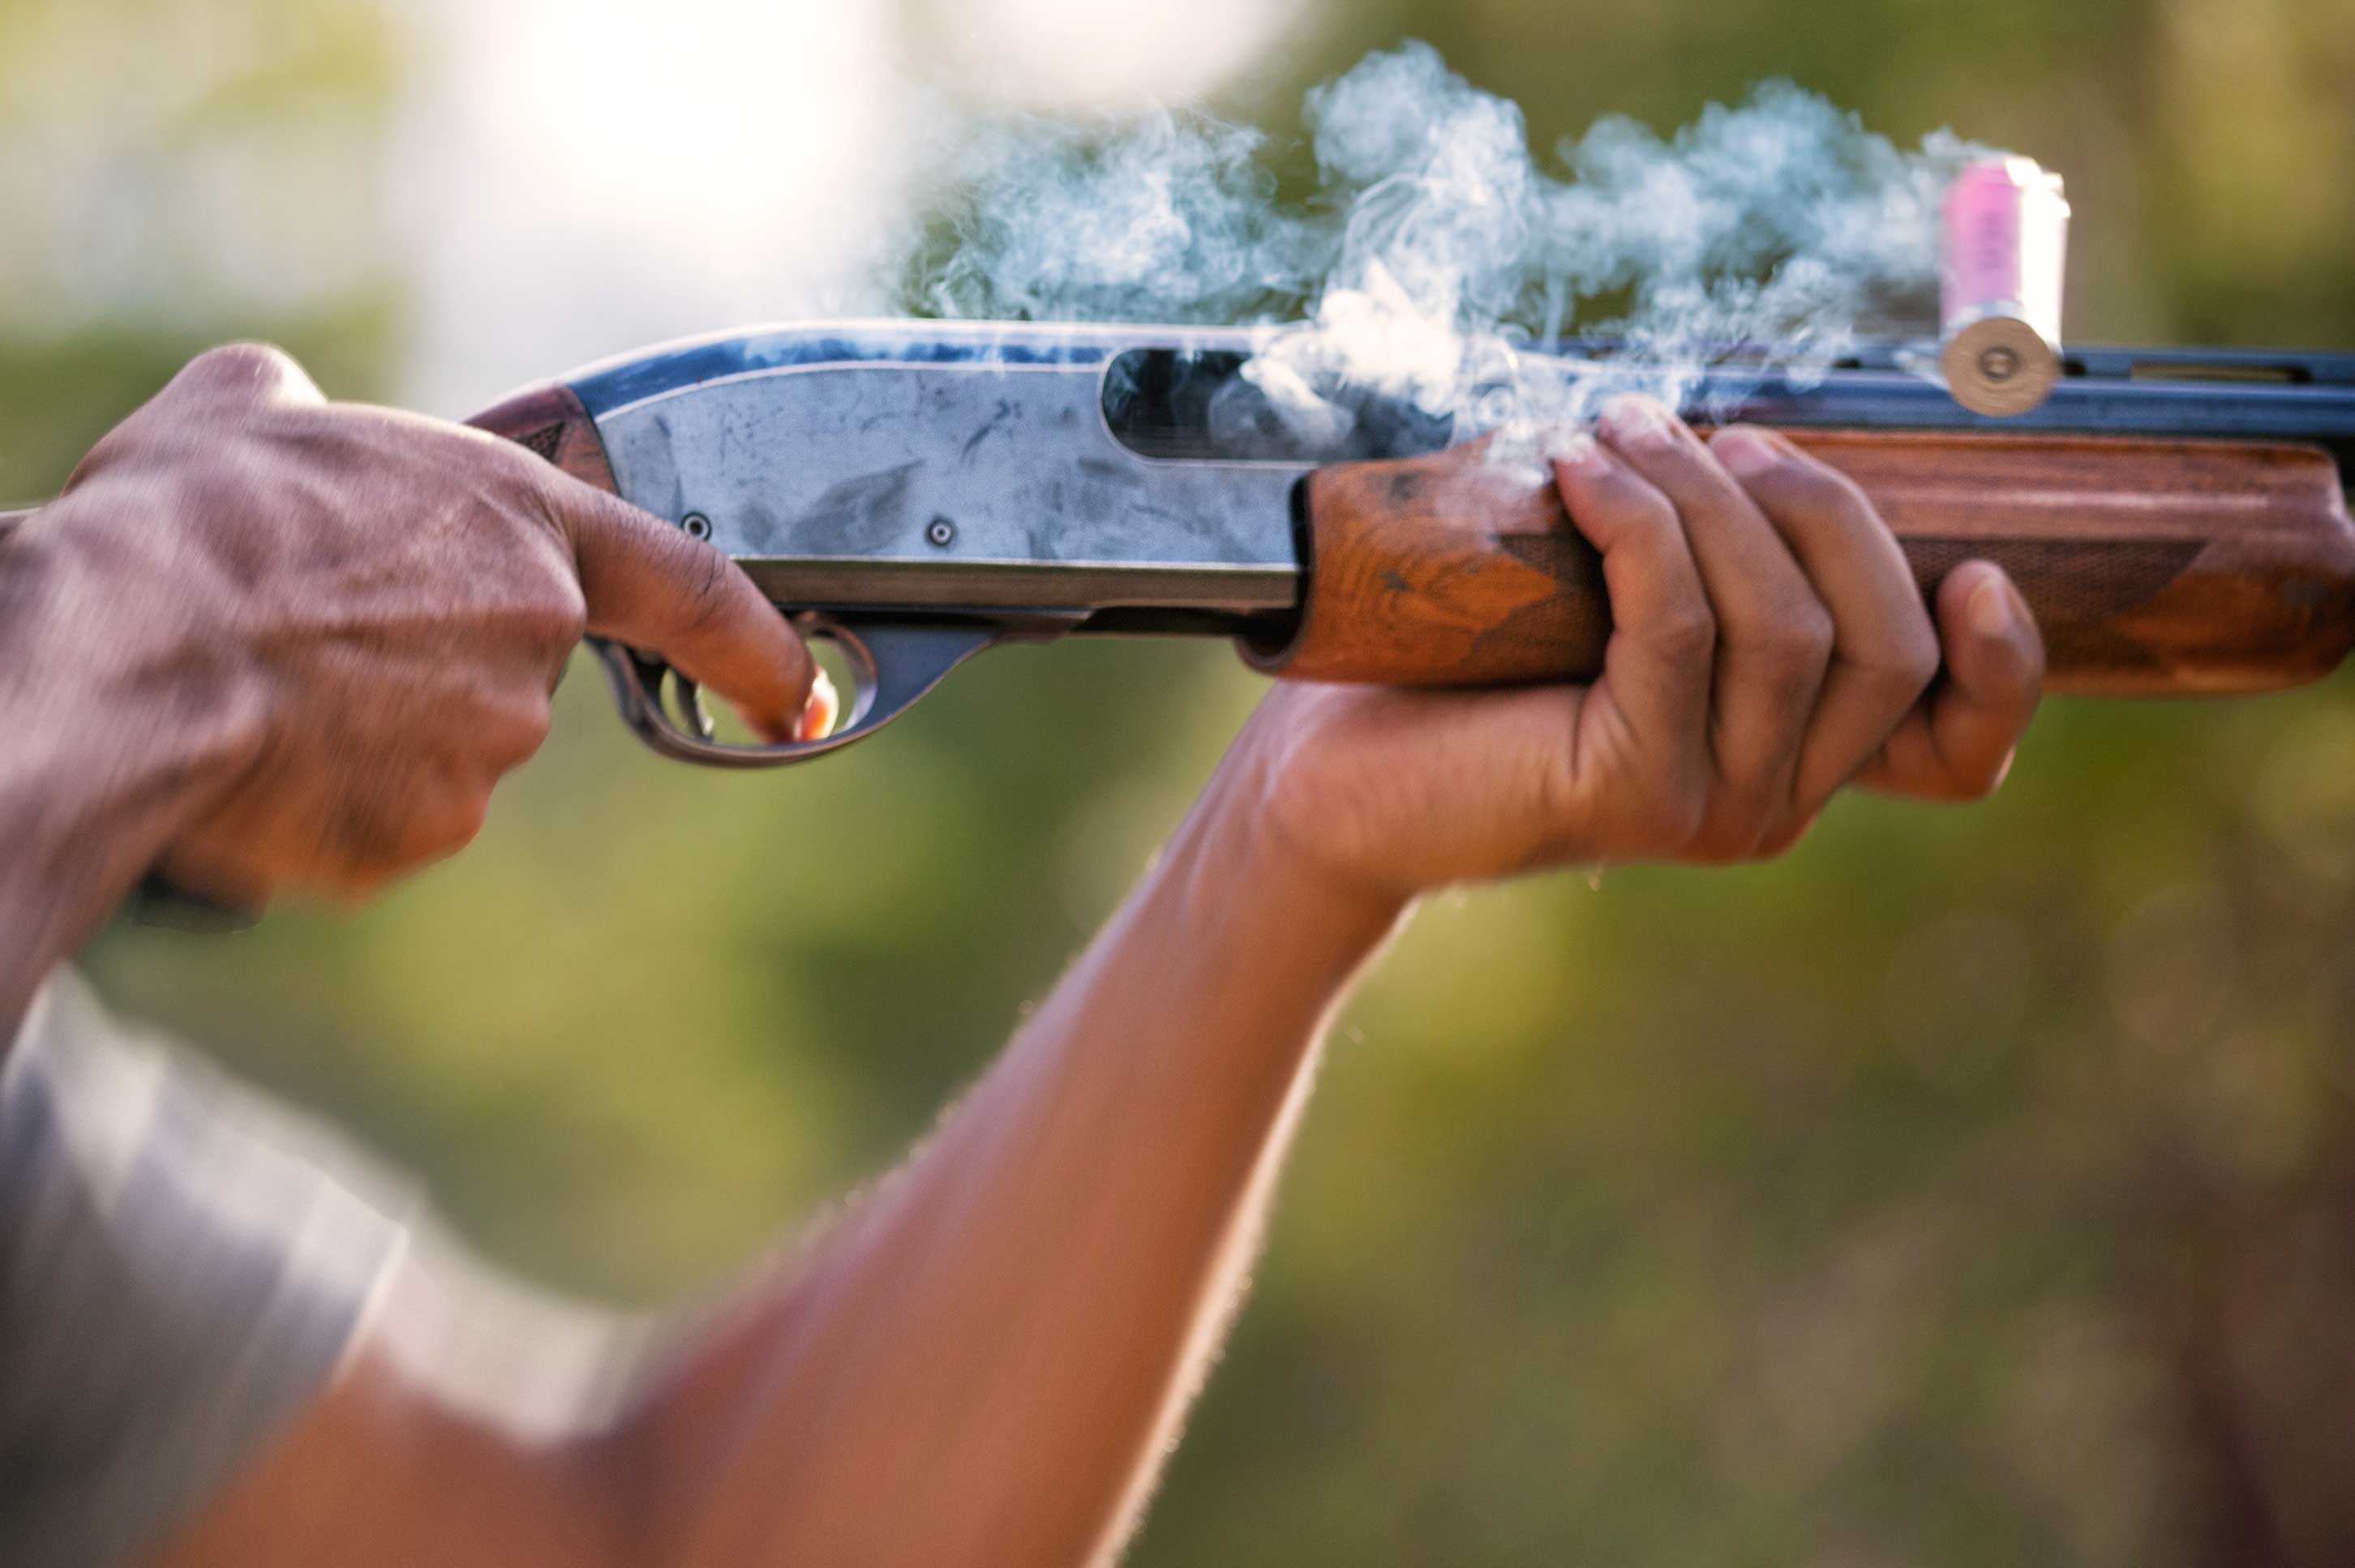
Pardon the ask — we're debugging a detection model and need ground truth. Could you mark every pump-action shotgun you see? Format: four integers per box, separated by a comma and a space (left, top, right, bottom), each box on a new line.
466, 321, 2355, 767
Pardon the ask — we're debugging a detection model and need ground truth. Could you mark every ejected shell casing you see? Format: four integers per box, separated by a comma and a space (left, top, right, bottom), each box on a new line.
1941, 156, 2070, 417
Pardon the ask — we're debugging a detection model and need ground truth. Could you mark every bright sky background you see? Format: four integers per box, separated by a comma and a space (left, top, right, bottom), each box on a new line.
392, 0, 1312, 413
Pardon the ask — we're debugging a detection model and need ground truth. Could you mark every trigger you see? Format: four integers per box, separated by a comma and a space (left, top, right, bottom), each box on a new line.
675, 675, 718, 740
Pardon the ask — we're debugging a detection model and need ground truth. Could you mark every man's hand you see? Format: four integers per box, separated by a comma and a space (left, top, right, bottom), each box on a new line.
1242, 396, 2046, 905
26, 343, 826, 907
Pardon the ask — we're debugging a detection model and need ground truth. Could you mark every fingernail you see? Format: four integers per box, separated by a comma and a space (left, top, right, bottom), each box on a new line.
1600, 394, 1678, 450
1967, 572, 2012, 639
1551, 430, 1608, 473
1712, 426, 1780, 478
796, 668, 840, 743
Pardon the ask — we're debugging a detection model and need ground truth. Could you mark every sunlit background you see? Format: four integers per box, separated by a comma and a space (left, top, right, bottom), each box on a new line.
11, 0, 2355, 1561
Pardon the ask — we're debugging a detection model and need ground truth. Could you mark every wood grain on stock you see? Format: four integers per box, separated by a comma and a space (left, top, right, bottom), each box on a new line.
465, 382, 621, 493
1247, 432, 2355, 697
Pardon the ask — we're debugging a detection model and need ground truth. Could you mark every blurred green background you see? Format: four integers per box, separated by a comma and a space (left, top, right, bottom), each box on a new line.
13, 0, 2355, 1562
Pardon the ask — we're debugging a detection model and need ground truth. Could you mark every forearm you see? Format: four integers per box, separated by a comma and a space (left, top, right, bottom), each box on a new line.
0, 503, 251, 1035
624, 746, 1404, 1566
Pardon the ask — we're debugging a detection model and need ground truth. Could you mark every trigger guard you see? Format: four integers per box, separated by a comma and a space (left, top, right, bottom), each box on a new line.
589, 616, 1003, 769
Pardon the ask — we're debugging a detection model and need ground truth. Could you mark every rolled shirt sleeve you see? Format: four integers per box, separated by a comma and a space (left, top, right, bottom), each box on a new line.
0, 974, 405, 1566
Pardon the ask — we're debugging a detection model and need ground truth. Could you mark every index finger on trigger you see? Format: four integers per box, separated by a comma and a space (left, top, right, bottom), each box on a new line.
556, 478, 819, 743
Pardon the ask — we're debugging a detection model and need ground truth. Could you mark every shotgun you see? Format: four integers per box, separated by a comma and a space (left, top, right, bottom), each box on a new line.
467, 321, 2355, 768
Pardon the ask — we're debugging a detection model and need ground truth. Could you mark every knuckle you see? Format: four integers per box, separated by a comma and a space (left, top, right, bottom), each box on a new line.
1680, 746, 1807, 861
401, 779, 490, 863
487, 737, 538, 782
1852, 628, 1942, 708
490, 452, 574, 538
1641, 775, 1711, 852
478, 575, 585, 665
676, 540, 739, 638
1896, 628, 1943, 691
1650, 600, 1718, 663
1581, 469, 1675, 533
1796, 601, 1839, 658
1755, 598, 1835, 674
487, 697, 554, 768
435, 794, 491, 856
184, 341, 310, 401
1632, 486, 1685, 534
512, 439, 576, 500
455, 788, 491, 842
1765, 456, 1867, 518
534, 570, 590, 646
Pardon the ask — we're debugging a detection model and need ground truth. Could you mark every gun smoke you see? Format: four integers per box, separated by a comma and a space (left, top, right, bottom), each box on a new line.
907, 42, 1989, 469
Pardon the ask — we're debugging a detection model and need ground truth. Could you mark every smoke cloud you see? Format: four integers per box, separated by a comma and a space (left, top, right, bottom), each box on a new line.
907, 42, 1988, 466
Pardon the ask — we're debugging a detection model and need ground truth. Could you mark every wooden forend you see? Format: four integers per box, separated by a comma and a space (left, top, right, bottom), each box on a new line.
1249, 431, 2355, 698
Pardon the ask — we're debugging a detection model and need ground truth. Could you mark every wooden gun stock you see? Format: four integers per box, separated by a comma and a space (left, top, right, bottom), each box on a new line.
1250, 433, 2355, 697
469, 382, 618, 491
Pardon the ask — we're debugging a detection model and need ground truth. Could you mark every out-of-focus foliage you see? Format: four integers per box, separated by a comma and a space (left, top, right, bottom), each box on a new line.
16, 0, 2355, 1562
0, 0, 403, 498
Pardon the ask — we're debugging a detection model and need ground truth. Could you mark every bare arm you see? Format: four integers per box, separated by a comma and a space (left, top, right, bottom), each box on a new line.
152, 401, 2046, 1567
157, 753, 1396, 1568
628, 756, 1398, 1565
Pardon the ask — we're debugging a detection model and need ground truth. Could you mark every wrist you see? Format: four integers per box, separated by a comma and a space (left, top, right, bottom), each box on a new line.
1, 501, 264, 966
1160, 735, 1413, 983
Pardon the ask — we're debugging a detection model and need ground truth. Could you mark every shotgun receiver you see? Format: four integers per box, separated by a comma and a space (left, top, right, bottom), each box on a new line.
469, 322, 2355, 768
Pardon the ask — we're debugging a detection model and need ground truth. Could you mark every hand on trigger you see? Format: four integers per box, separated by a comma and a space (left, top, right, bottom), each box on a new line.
39, 344, 830, 906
